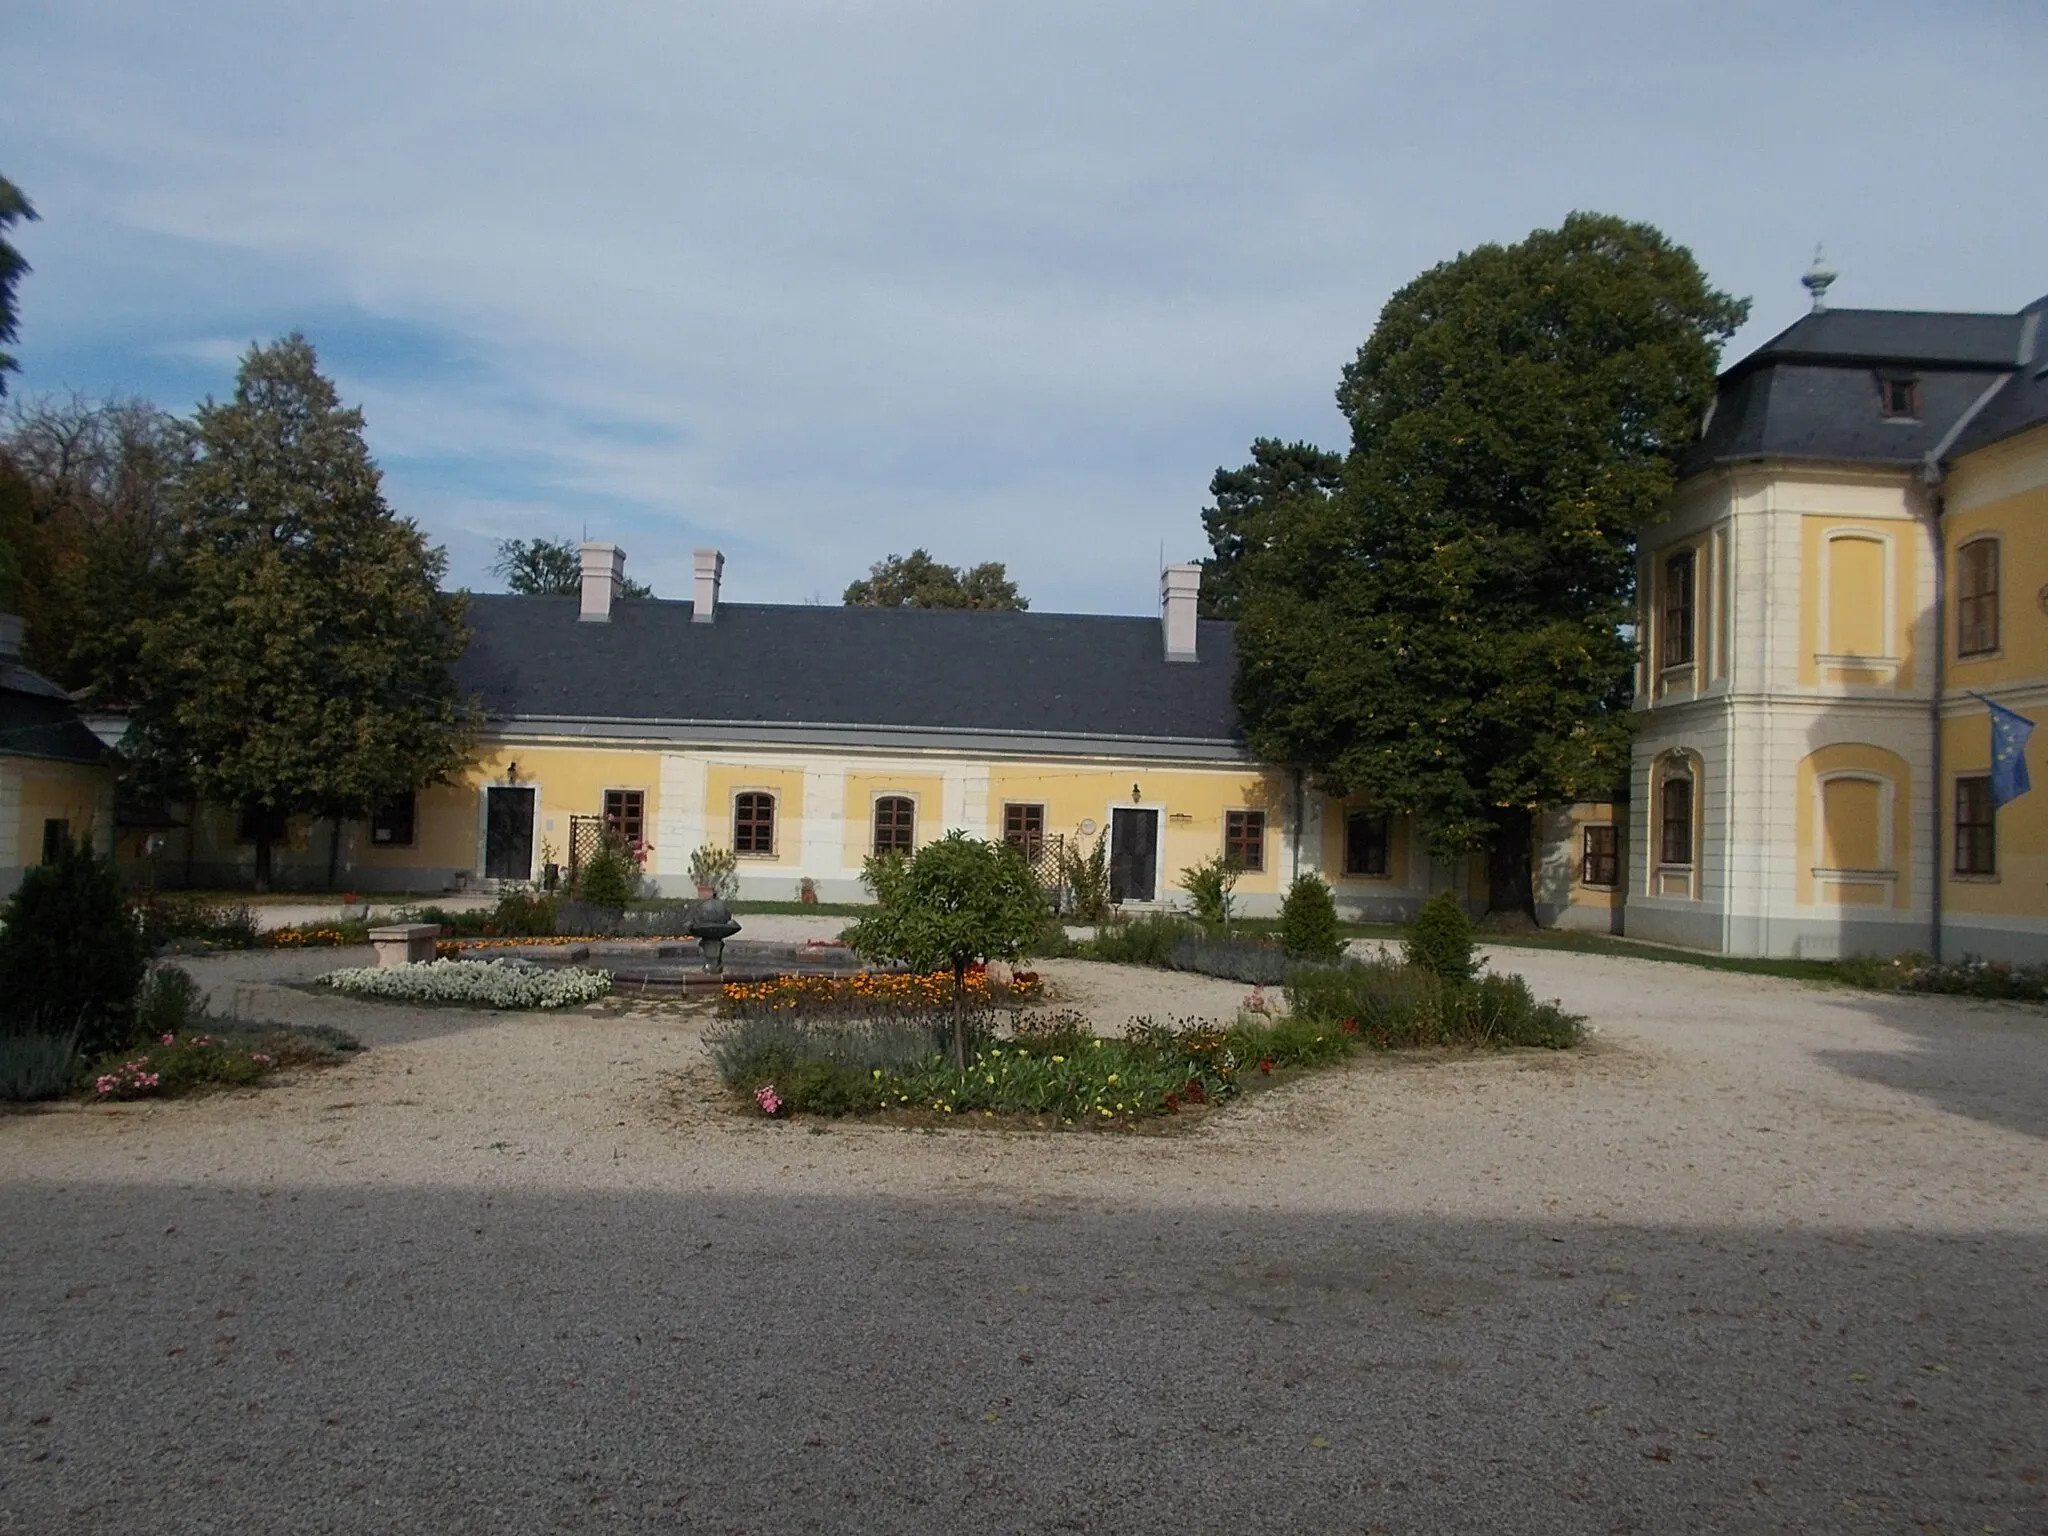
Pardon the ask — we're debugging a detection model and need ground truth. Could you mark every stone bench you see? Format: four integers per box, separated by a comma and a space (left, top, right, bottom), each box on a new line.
368, 923, 441, 968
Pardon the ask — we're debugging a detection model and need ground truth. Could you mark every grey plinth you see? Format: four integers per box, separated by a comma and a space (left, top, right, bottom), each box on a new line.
368, 923, 441, 967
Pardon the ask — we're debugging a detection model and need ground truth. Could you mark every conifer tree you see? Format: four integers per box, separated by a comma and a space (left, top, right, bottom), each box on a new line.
125, 335, 478, 889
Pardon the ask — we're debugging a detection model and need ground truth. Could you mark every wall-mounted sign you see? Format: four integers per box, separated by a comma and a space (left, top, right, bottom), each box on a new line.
1079, 818, 1097, 835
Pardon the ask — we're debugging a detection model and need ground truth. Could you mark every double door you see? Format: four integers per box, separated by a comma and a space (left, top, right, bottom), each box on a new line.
1108, 807, 1158, 904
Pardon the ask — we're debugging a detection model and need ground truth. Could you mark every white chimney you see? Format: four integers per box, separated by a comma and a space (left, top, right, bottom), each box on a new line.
1160, 563, 1201, 663
579, 542, 625, 623
692, 547, 724, 624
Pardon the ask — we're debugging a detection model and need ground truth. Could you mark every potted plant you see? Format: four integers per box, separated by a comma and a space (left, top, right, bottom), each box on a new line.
689, 844, 739, 901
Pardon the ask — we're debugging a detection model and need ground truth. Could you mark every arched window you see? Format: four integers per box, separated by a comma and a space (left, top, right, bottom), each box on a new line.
733, 792, 775, 856
873, 796, 915, 856
1659, 772, 1694, 867
1957, 538, 2000, 657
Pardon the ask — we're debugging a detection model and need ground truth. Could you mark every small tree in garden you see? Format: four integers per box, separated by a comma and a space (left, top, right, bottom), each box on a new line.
1178, 854, 1241, 929
0, 834, 148, 1055
1279, 873, 1344, 961
846, 833, 1044, 1070
1405, 890, 1478, 983
576, 829, 640, 910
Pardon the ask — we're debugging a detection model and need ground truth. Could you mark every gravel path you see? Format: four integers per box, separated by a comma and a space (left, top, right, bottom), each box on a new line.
2, 946, 2044, 1533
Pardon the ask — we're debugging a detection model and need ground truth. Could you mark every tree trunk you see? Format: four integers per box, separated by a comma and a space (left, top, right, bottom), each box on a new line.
952, 957, 969, 1072
326, 817, 344, 892
253, 825, 273, 893
1486, 806, 1535, 919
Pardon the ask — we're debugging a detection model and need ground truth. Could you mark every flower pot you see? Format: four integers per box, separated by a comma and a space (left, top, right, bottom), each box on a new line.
696, 884, 717, 900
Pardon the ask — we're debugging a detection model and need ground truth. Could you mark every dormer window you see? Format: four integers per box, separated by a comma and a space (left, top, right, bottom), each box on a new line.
1878, 375, 1920, 420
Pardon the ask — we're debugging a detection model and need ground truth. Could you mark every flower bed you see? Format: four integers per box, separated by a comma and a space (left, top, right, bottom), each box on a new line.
721, 964, 1041, 1015
1837, 952, 2048, 1002
264, 923, 368, 948
87, 1023, 361, 1101
324, 958, 612, 1009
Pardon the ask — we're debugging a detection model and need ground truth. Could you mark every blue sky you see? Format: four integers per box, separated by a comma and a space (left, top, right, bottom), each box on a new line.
6, 0, 2045, 612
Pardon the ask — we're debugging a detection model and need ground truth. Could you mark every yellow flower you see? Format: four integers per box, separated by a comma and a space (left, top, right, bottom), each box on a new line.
1106, 1074, 1119, 1085
1051, 1055, 1064, 1064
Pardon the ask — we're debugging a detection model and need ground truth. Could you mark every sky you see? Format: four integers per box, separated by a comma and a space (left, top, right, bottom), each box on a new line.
5, 0, 2045, 614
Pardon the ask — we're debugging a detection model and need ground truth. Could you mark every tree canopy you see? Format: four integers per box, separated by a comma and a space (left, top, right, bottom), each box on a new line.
493, 535, 651, 598
1197, 438, 1343, 620
843, 549, 1027, 610
1231, 212, 1747, 912
0, 394, 189, 701
845, 833, 1044, 1068
0, 173, 34, 397
122, 334, 479, 888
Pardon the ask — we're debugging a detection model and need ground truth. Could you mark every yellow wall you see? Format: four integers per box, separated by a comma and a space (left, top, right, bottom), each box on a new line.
1798, 516, 1917, 688
1944, 432, 2048, 687
1795, 743, 1911, 909
1318, 794, 1411, 892
13, 758, 112, 866
1940, 713, 2047, 918
1563, 801, 1623, 911
839, 770, 943, 865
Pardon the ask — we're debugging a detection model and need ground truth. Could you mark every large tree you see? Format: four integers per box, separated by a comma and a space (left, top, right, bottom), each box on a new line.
493, 535, 650, 598
843, 549, 1027, 610
1197, 438, 1343, 620
0, 394, 189, 700
1234, 213, 1747, 916
0, 173, 34, 396
124, 334, 479, 889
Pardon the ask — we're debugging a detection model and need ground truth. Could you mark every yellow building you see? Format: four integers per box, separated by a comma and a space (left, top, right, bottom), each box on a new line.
1631, 274, 2046, 960
169, 548, 1506, 918
0, 615, 114, 893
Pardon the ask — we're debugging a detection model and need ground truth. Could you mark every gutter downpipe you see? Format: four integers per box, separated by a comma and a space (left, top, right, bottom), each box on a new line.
1919, 354, 2024, 961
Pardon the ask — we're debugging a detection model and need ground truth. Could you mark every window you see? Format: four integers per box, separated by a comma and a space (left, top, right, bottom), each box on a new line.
733, 792, 775, 856
1581, 825, 1618, 887
1660, 774, 1694, 866
1879, 375, 1920, 419
602, 789, 646, 848
370, 794, 416, 848
234, 805, 287, 845
41, 818, 69, 865
873, 796, 916, 856
1344, 810, 1390, 877
1955, 775, 1995, 876
1957, 539, 2000, 657
1002, 802, 1045, 860
1224, 809, 1266, 872
1661, 549, 1696, 668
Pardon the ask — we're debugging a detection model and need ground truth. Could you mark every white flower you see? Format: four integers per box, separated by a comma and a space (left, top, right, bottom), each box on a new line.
324, 959, 612, 1009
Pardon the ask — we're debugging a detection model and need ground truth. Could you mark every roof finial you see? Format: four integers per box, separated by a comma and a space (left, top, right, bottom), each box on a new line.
1802, 244, 1838, 313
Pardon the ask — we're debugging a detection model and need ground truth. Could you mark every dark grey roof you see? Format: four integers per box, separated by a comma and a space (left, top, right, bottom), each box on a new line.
0, 686, 106, 765
1680, 300, 2038, 477
456, 596, 1243, 748
1949, 298, 2048, 456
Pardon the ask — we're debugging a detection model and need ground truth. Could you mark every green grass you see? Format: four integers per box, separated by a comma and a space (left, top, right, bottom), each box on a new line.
723, 900, 875, 917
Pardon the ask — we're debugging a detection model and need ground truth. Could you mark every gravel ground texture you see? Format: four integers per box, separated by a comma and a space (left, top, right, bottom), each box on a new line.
3, 943, 2045, 1534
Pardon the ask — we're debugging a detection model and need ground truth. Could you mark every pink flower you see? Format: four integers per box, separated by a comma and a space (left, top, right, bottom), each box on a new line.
250, 1053, 273, 1066
161, 1033, 175, 1046
754, 1084, 783, 1117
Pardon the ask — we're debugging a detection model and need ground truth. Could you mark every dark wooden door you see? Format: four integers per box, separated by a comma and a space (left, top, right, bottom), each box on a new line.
484, 787, 536, 880
1108, 808, 1158, 903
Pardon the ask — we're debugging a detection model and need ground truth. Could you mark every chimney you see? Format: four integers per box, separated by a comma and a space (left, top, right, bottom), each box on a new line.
0, 614, 21, 661
1160, 563, 1201, 663
692, 547, 724, 624
579, 542, 625, 622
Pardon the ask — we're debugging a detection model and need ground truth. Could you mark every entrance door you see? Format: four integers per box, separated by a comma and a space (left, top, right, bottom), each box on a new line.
484, 787, 536, 880
1108, 808, 1158, 904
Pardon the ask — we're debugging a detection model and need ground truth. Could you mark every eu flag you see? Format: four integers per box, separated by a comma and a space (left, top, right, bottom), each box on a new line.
1975, 695, 2035, 809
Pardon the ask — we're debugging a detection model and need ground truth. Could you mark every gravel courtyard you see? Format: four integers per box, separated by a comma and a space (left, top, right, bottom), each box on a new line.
3, 942, 2044, 1533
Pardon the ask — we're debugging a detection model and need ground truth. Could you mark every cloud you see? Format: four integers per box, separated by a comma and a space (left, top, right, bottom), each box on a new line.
6, 0, 2046, 609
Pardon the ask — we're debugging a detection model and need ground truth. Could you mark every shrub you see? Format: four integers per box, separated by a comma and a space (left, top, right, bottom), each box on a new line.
1286, 955, 1582, 1050
1839, 951, 2048, 1001
138, 964, 207, 1039
576, 832, 641, 910
1029, 912, 1077, 959
134, 896, 260, 951
1177, 855, 1241, 929
1405, 890, 1477, 983
490, 889, 557, 937
1279, 874, 1344, 962
0, 1030, 82, 1101
0, 837, 149, 1055
324, 959, 613, 1009
84, 1021, 361, 1101
1086, 911, 1192, 966
1054, 832, 1110, 922
1162, 933, 1297, 986
689, 845, 741, 899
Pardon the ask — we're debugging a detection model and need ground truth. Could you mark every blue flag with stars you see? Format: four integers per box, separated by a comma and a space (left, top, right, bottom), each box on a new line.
1975, 695, 2035, 809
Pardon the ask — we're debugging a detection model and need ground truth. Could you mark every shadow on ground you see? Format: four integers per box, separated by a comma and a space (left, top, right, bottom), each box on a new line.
1814, 993, 2048, 1140
1, 1183, 2040, 1534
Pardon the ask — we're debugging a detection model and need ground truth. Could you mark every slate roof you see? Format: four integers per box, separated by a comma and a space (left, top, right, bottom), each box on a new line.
1679, 301, 2040, 476
0, 661, 107, 766
456, 595, 1244, 748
